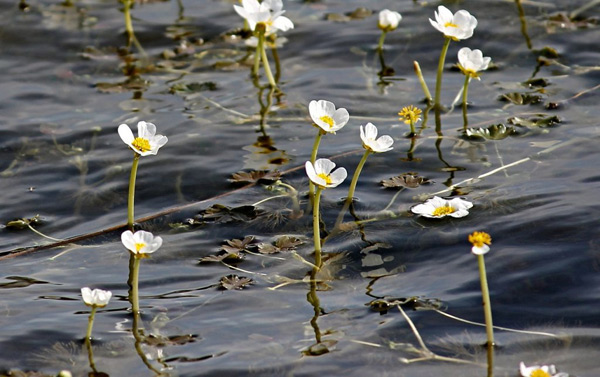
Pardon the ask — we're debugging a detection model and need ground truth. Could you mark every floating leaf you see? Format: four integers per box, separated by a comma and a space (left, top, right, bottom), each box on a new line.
0, 276, 49, 289
219, 274, 253, 290
302, 340, 338, 356
194, 204, 264, 224
380, 173, 432, 189
144, 333, 198, 346
533, 46, 560, 59
499, 92, 543, 105
199, 251, 244, 263
5, 215, 42, 230
257, 235, 304, 254
508, 114, 561, 128
523, 77, 550, 88
222, 236, 256, 253
464, 124, 518, 140
229, 170, 282, 184
367, 296, 443, 315
169, 81, 217, 95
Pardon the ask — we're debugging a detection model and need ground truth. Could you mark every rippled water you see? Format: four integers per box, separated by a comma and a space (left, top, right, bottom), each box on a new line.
1, 0, 600, 376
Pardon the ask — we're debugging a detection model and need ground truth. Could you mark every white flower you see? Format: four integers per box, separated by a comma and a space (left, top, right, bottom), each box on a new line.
429, 5, 477, 41
305, 158, 347, 189
410, 196, 473, 218
121, 230, 163, 256
360, 123, 394, 153
234, 0, 294, 34
457, 47, 491, 79
118, 121, 168, 156
309, 100, 349, 134
520, 362, 569, 377
378, 9, 402, 32
81, 287, 112, 308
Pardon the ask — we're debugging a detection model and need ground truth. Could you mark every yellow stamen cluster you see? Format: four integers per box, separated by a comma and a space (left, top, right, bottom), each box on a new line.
132, 137, 151, 153
320, 115, 335, 128
458, 64, 480, 79
444, 22, 459, 28
530, 370, 551, 377
468, 231, 492, 248
432, 205, 455, 217
398, 105, 422, 125
317, 173, 332, 185
135, 242, 147, 252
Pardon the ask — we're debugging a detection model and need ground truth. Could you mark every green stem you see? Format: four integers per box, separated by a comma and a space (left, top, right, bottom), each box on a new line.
377, 31, 387, 51
123, 0, 134, 47
85, 306, 97, 340
312, 187, 323, 269
253, 34, 261, 78
346, 150, 370, 204
127, 153, 140, 230
259, 31, 277, 88
84, 335, 98, 373
462, 75, 471, 106
434, 37, 452, 110
307, 267, 322, 344
129, 254, 141, 315
308, 130, 325, 201
414, 61, 433, 104
477, 254, 495, 347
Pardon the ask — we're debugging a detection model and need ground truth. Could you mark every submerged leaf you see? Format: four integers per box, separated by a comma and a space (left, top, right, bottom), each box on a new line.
380, 173, 432, 189
169, 81, 217, 95
200, 251, 244, 263
222, 236, 257, 253
194, 204, 264, 224
144, 333, 198, 346
229, 170, 282, 184
258, 235, 304, 254
499, 92, 543, 105
220, 274, 253, 290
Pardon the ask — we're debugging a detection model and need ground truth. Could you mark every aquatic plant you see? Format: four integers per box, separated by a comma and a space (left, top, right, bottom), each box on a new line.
457, 47, 491, 106
118, 121, 168, 229
519, 362, 569, 377
377, 9, 402, 51
305, 158, 347, 268
81, 287, 111, 373
429, 5, 478, 109
398, 105, 423, 136
468, 231, 494, 348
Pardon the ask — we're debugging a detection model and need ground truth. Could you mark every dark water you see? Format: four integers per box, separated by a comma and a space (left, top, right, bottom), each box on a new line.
1, 0, 600, 376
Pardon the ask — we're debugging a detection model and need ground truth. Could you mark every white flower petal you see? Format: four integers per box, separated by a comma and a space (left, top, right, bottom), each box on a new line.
121, 230, 136, 252
314, 158, 336, 175
471, 244, 490, 255
273, 16, 294, 32
328, 167, 347, 187
118, 124, 134, 145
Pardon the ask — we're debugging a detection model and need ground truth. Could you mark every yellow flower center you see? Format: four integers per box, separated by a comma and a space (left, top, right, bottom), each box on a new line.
317, 173, 332, 185
468, 232, 492, 248
398, 105, 422, 125
432, 205, 455, 216
132, 137, 151, 153
134, 242, 147, 252
444, 22, 459, 28
320, 115, 335, 128
531, 370, 551, 377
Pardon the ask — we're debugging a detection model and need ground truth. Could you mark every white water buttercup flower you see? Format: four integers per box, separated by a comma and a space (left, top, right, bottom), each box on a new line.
81, 287, 112, 308
309, 100, 349, 134
519, 362, 569, 377
121, 230, 163, 256
234, 0, 294, 34
118, 121, 168, 156
411, 196, 473, 218
305, 158, 347, 189
360, 123, 394, 153
378, 9, 402, 32
429, 5, 477, 41
469, 231, 491, 255
458, 47, 491, 79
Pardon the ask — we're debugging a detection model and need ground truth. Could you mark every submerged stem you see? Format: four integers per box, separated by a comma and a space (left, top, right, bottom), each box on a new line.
312, 187, 323, 268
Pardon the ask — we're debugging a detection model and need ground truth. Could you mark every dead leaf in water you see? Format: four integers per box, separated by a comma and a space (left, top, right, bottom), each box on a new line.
220, 274, 254, 290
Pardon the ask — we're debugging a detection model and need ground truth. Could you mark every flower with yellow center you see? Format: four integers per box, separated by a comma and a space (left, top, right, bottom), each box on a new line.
81, 287, 112, 308
121, 230, 163, 256
410, 196, 473, 219
519, 362, 569, 377
234, 0, 294, 34
309, 100, 350, 134
468, 231, 492, 255
118, 121, 168, 156
398, 105, 422, 125
429, 5, 477, 41
305, 158, 347, 189
457, 47, 491, 80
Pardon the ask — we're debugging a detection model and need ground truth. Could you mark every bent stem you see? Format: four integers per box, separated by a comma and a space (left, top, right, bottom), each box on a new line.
259, 30, 277, 88
434, 37, 451, 110
335, 150, 370, 226
312, 187, 323, 269
413, 61, 432, 104
377, 31, 387, 51
127, 153, 140, 230
477, 254, 495, 348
